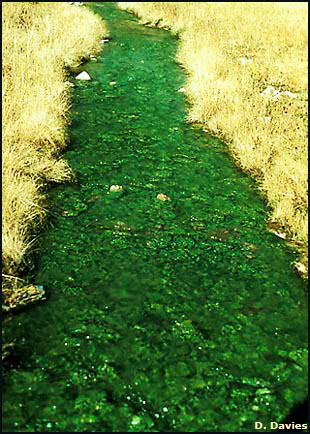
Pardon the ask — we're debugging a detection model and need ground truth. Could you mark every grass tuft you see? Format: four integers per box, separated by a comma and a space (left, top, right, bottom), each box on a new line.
2, 2, 107, 283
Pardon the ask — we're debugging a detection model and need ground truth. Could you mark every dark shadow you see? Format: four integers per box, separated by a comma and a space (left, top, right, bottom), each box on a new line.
278, 398, 309, 431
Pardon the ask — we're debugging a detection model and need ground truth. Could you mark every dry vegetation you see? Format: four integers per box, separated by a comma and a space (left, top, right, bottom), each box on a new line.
118, 2, 308, 276
2, 2, 107, 297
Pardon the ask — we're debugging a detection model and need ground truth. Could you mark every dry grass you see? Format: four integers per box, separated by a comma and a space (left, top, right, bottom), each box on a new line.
118, 2, 308, 276
2, 2, 107, 280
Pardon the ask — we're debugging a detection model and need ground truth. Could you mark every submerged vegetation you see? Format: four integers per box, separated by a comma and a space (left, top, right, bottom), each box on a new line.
2, 2, 107, 301
2, 3, 307, 432
118, 2, 308, 275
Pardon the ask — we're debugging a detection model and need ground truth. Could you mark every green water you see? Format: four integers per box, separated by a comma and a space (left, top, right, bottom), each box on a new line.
2, 3, 307, 432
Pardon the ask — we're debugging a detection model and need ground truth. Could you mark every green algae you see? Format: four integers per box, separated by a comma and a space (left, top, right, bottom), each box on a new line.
2, 2, 307, 432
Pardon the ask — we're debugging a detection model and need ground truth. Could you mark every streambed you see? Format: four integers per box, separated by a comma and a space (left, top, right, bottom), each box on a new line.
2, 2, 307, 432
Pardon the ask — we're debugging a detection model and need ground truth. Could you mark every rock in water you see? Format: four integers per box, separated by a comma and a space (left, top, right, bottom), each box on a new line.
76, 71, 91, 80
157, 193, 171, 201
109, 185, 123, 192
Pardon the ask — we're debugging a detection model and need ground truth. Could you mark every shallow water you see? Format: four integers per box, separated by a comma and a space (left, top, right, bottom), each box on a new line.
2, 2, 307, 432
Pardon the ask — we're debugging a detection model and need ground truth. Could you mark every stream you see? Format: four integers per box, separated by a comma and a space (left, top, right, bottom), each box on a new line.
2, 3, 308, 432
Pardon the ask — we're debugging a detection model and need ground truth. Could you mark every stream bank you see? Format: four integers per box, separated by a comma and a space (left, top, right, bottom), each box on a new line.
2, 3, 307, 432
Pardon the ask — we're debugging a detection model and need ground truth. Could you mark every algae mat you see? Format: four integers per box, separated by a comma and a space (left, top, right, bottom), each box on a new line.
2, 2, 307, 432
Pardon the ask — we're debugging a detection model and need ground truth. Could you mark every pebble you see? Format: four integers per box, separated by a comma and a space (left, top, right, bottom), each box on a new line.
157, 193, 171, 201
76, 71, 91, 81
109, 185, 123, 192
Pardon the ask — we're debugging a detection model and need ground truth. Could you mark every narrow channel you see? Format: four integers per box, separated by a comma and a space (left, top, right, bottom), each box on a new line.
3, 3, 307, 432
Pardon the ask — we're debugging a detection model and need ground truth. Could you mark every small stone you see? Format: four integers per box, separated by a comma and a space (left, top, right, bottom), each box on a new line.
109, 185, 123, 192
178, 87, 185, 93
109, 81, 116, 86
64, 81, 75, 87
100, 39, 110, 44
157, 193, 171, 201
76, 71, 91, 80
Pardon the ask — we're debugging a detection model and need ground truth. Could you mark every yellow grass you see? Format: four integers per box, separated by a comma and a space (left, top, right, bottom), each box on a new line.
2, 2, 107, 278
118, 2, 308, 275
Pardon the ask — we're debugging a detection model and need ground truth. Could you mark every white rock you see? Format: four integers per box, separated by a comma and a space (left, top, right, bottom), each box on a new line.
100, 39, 110, 44
178, 87, 186, 93
76, 71, 91, 80
64, 81, 75, 87
109, 185, 123, 192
